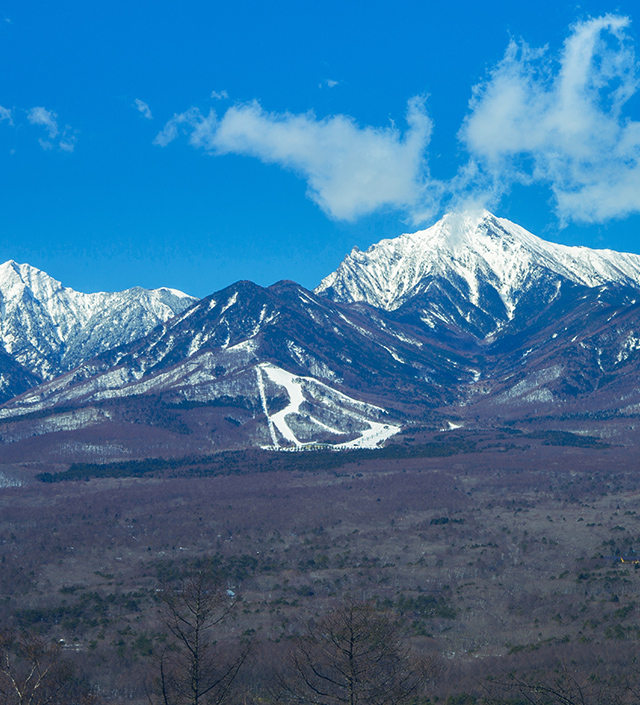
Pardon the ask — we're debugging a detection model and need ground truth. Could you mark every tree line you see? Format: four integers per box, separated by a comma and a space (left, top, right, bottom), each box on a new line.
3, 563, 640, 705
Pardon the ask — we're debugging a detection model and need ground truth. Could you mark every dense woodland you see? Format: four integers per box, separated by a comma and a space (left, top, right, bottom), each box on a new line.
2, 430, 640, 703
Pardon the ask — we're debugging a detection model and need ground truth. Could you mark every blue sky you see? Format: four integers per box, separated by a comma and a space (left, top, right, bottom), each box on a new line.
2, 1, 640, 297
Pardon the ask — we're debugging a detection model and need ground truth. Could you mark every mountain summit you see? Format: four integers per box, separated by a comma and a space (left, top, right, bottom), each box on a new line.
0, 260, 196, 382
316, 211, 640, 336
3, 213, 640, 459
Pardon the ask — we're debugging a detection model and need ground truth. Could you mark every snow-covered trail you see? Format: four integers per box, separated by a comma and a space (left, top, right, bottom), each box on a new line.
336, 420, 400, 449
256, 366, 278, 445
258, 363, 400, 450
260, 365, 304, 446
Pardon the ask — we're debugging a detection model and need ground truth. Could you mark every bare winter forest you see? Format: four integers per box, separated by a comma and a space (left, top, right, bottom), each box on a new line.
2, 429, 640, 703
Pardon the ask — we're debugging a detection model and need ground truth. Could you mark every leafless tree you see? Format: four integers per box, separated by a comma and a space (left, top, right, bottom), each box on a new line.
273, 598, 436, 705
149, 568, 250, 705
482, 662, 632, 705
0, 629, 98, 705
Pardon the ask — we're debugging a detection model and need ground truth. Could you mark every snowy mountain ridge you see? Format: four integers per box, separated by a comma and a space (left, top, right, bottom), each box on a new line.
316, 211, 640, 326
4, 212, 640, 457
0, 260, 196, 381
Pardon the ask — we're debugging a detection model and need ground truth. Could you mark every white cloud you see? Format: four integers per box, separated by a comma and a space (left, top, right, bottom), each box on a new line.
59, 129, 77, 152
155, 97, 438, 221
27, 106, 59, 138
153, 14, 640, 227
153, 107, 217, 148
460, 14, 640, 223
0, 106, 12, 125
26, 107, 77, 151
134, 98, 153, 120
211, 90, 229, 100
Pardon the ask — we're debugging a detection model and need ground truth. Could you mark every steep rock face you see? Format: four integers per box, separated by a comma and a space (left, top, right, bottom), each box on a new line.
5, 211, 640, 456
0, 348, 41, 404
0, 261, 196, 380
0, 279, 475, 418
316, 211, 640, 337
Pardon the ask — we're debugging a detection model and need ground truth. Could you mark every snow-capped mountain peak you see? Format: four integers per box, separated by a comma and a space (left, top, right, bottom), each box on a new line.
316, 210, 640, 331
0, 260, 196, 381
5, 220, 640, 456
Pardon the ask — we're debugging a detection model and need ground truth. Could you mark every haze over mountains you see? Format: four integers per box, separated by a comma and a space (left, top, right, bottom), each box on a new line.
2, 210, 640, 462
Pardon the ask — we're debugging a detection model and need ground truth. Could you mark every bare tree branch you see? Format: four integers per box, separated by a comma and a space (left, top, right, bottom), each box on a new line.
149, 566, 250, 705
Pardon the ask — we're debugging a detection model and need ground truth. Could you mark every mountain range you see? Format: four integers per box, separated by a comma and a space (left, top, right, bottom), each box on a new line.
2, 210, 640, 465
0, 260, 195, 382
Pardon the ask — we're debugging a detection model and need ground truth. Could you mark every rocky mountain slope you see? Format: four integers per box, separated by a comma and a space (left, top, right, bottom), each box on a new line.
0, 260, 196, 392
2, 212, 640, 461
317, 211, 640, 337
0, 279, 477, 453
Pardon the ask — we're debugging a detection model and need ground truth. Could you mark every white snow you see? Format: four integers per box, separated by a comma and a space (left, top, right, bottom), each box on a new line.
260, 365, 306, 446
0, 260, 196, 380
336, 420, 400, 449
257, 363, 400, 450
378, 344, 406, 363
219, 292, 238, 315
226, 339, 257, 353
316, 210, 640, 333
617, 335, 640, 363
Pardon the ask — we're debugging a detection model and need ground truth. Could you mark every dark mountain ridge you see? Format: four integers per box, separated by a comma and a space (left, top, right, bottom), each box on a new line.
2, 211, 640, 462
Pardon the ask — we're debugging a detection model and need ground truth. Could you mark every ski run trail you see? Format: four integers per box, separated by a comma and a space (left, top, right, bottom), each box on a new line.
256, 362, 400, 450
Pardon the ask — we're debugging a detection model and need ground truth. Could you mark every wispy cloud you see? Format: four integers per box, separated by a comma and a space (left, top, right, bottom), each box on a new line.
26, 106, 77, 151
27, 106, 59, 139
211, 90, 229, 100
59, 131, 77, 152
460, 14, 640, 223
153, 108, 217, 149
155, 98, 438, 221
134, 98, 153, 120
0, 106, 12, 125
154, 14, 640, 227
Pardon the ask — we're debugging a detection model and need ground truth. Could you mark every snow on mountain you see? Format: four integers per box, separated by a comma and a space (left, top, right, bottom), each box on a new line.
0, 277, 482, 457
6, 211, 640, 457
0, 346, 41, 403
0, 260, 196, 380
316, 211, 640, 334
256, 362, 400, 449
0, 278, 470, 418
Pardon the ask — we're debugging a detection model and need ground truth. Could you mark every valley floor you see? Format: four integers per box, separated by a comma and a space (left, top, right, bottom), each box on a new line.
1, 433, 640, 701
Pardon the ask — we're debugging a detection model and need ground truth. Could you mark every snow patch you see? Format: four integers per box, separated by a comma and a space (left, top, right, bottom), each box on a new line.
617, 334, 640, 363
0, 473, 22, 488
219, 292, 238, 315
257, 363, 400, 450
